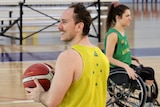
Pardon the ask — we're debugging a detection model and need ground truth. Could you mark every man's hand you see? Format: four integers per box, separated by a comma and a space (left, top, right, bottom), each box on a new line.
25, 79, 45, 102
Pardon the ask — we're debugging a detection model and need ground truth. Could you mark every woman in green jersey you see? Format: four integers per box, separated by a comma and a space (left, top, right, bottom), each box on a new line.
104, 2, 155, 106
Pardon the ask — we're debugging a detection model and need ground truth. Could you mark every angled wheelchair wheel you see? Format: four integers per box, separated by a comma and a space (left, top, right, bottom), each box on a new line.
152, 80, 160, 106
106, 69, 147, 107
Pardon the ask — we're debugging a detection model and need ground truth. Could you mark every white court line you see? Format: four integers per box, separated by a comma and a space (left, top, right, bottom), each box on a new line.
0, 100, 34, 105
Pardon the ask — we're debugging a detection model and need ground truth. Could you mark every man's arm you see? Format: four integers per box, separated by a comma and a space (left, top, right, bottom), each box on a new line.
25, 49, 80, 107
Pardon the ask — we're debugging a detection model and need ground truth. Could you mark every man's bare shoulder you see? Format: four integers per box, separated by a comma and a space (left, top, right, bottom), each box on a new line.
57, 48, 80, 61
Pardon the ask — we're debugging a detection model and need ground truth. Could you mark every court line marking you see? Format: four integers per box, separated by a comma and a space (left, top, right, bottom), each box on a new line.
0, 100, 34, 105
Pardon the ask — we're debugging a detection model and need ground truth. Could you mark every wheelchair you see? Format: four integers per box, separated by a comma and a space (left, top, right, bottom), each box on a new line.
106, 68, 160, 107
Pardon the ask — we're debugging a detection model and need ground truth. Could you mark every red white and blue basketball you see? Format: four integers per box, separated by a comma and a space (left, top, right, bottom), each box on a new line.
22, 63, 54, 91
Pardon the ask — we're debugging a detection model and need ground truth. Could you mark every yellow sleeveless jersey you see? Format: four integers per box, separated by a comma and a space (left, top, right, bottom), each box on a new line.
58, 44, 109, 107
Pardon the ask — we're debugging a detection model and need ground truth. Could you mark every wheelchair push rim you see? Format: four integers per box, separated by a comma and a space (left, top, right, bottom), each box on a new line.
106, 70, 147, 107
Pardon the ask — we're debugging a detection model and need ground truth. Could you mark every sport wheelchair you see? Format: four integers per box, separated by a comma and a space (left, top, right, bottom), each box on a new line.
106, 67, 160, 107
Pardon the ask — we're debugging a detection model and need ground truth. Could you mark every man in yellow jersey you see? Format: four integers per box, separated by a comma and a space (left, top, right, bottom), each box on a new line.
25, 3, 109, 107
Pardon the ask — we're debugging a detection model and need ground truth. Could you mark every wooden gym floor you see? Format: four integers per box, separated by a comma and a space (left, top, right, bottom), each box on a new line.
0, 2, 160, 107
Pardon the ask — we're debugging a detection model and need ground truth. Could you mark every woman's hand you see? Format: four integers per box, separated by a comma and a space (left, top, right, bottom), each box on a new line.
125, 65, 137, 80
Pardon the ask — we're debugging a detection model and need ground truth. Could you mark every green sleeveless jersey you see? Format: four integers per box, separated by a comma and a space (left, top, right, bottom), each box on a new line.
104, 28, 132, 68
58, 44, 109, 107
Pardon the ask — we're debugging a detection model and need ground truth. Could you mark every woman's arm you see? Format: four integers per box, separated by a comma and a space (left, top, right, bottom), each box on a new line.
106, 33, 137, 80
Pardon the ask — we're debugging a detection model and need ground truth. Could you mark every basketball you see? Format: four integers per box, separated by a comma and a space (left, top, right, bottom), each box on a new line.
22, 63, 54, 91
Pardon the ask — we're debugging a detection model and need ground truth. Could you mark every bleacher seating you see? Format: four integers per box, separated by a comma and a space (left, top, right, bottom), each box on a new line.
0, 0, 118, 45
